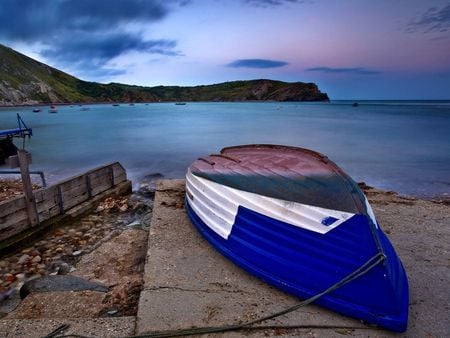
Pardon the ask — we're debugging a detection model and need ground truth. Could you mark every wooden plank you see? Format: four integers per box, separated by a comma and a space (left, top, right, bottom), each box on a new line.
112, 164, 126, 183
0, 162, 129, 243
0, 196, 26, 218
61, 183, 89, 200
59, 176, 86, 193
88, 167, 112, 180
38, 204, 61, 222
89, 173, 113, 187
0, 220, 31, 242
36, 198, 59, 214
18, 149, 39, 226
0, 209, 29, 230
114, 173, 127, 184
63, 193, 90, 210
89, 174, 114, 196
90, 180, 113, 196
34, 189, 46, 203
61, 184, 89, 209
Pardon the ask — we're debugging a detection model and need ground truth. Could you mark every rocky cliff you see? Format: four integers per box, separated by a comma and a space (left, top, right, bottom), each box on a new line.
0, 44, 329, 105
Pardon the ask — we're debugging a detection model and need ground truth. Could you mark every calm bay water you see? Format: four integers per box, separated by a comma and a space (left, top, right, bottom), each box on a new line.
1, 101, 449, 199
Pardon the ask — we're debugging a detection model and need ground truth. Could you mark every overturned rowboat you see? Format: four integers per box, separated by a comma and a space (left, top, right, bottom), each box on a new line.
185, 144, 408, 332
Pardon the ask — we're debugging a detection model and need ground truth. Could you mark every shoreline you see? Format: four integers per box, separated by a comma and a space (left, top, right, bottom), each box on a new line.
1, 176, 448, 205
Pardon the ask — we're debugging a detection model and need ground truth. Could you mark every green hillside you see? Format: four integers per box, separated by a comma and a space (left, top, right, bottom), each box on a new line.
0, 44, 329, 105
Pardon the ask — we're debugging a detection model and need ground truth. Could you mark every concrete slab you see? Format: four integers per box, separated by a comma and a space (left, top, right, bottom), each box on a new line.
137, 180, 391, 337
137, 180, 450, 337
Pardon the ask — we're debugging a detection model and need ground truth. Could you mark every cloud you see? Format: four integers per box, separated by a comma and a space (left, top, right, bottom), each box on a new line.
244, 0, 305, 8
407, 4, 450, 33
0, 0, 178, 41
227, 59, 289, 68
0, 0, 186, 79
306, 67, 381, 75
41, 33, 180, 66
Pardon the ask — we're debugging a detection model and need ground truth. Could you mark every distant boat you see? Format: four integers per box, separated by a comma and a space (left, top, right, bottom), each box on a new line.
80, 107, 89, 111
32, 108, 41, 112
49, 105, 57, 113
185, 144, 409, 332
129, 103, 135, 106
175, 102, 186, 105
352, 102, 359, 107
113, 104, 120, 106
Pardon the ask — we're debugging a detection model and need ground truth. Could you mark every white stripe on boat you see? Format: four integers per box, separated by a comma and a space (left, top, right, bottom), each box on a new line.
186, 170, 356, 239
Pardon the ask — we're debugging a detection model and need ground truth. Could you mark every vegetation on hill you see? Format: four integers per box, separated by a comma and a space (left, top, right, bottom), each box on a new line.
0, 44, 329, 105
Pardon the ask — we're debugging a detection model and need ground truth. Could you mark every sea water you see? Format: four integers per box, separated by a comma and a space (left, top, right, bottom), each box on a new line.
0, 101, 449, 199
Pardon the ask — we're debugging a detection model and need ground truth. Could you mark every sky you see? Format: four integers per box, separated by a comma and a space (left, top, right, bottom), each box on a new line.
0, 0, 449, 99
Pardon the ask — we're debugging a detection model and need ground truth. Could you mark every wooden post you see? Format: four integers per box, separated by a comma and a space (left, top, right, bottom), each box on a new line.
17, 149, 39, 226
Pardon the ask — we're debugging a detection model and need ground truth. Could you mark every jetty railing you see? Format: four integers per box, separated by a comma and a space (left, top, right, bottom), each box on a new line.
0, 162, 128, 243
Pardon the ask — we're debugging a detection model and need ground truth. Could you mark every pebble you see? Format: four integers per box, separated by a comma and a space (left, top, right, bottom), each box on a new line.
31, 255, 42, 263
18, 254, 30, 265
0, 193, 150, 301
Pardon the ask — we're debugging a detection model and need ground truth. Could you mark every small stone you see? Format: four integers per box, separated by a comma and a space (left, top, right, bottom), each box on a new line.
72, 250, 83, 256
119, 204, 128, 212
18, 254, 31, 265
30, 250, 40, 257
57, 263, 70, 275
55, 247, 63, 254
64, 247, 73, 255
4, 273, 16, 282
31, 255, 42, 263
21, 248, 32, 254
15, 273, 26, 281
53, 229, 65, 236
107, 310, 118, 315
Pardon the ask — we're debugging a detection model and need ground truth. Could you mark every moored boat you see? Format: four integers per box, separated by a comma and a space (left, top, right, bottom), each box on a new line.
49, 105, 57, 113
185, 144, 409, 332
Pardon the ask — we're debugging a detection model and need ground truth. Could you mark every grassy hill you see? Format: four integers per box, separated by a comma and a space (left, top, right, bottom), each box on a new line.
0, 44, 329, 105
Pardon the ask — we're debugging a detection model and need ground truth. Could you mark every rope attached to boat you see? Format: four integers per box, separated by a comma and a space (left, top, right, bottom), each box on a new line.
41, 253, 385, 338
132, 252, 386, 338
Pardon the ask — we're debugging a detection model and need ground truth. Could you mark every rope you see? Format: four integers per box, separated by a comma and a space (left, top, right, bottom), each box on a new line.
43, 253, 384, 338
132, 252, 385, 338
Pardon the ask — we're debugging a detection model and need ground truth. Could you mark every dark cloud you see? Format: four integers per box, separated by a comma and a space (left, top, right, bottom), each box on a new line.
244, 0, 306, 8
0, 0, 176, 41
306, 67, 381, 75
407, 3, 450, 34
227, 59, 289, 68
41, 33, 179, 66
0, 0, 185, 78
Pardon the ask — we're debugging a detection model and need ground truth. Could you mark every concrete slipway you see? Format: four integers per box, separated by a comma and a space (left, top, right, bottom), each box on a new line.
136, 180, 449, 337
0, 179, 448, 337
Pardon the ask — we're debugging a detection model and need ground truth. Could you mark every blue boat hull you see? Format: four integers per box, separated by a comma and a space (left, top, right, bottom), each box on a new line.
185, 198, 409, 332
